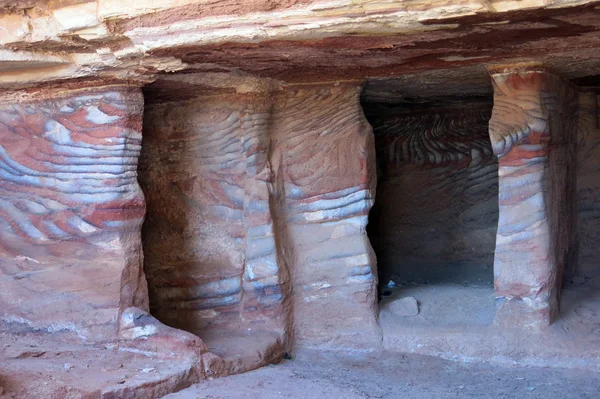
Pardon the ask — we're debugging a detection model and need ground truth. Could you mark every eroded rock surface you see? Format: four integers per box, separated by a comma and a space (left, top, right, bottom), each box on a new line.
139, 88, 289, 375
140, 80, 380, 351
489, 69, 578, 328
365, 101, 498, 285
269, 84, 380, 349
576, 93, 600, 279
1, 1, 600, 397
1, 1, 600, 89
0, 85, 147, 342
140, 92, 285, 337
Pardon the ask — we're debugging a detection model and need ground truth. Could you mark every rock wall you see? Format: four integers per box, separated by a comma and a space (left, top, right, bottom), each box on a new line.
0, 85, 148, 342
488, 70, 578, 328
576, 93, 600, 279
364, 102, 497, 285
140, 81, 380, 350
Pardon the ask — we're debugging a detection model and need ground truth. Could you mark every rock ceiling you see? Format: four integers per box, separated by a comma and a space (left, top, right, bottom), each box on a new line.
1, 0, 600, 98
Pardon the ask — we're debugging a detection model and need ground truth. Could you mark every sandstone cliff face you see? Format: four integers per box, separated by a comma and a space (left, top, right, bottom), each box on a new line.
0, 1, 600, 88
140, 92, 286, 337
1, 1, 600, 397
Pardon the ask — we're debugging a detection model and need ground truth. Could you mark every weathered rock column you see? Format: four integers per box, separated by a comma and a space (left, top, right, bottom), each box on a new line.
270, 83, 380, 349
140, 88, 289, 339
488, 68, 578, 328
0, 84, 148, 342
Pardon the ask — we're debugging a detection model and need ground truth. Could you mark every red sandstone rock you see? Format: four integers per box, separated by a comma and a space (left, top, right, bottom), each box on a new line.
140, 80, 380, 352
0, 85, 148, 343
1, 3, 600, 396
140, 91, 288, 338
2, 1, 600, 89
269, 83, 381, 349
489, 69, 578, 328
139, 88, 289, 374
366, 102, 498, 285
119, 307, 208, 360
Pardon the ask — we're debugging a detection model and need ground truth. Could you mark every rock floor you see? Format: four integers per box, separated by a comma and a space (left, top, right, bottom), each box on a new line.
0, 333, 198, 399
2, 280, 600, 398
165, 349, 600, 399
380, 281, 600, 369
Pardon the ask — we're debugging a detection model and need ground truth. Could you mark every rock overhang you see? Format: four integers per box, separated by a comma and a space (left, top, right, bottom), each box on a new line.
0, 0, 599, 90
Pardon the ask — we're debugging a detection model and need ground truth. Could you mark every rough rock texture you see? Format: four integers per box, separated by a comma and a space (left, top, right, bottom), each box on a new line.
575, 93, 600, 278
139, 79, 379, 351
489, 69, 578, 328
365, 102, 498, 285
386, 297, 420, 317
270, 84, 380, 349
139, 86, 289, 374
0, 84, 148, 342
3, 0, 600, 396
0, 331, 201, 399
1, 1, 600, 89
140, 91, 287, 337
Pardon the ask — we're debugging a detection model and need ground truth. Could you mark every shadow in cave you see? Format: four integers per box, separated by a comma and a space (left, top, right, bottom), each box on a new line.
361, 88, 498, 328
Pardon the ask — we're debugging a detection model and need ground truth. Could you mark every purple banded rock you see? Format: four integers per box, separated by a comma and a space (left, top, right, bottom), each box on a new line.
366, 102, 498, 284
0, 85, 147, 343
141, 83, 380, 350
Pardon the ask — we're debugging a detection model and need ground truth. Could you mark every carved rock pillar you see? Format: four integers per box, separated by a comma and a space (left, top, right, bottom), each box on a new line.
488, 69, 578, 328
140, 91, 289, 338
0, 84, 148, 342
270, 83, 380, 348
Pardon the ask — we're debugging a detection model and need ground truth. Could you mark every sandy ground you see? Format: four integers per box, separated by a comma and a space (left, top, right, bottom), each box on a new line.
378, 282, 600, 369
165, 349, 600, 399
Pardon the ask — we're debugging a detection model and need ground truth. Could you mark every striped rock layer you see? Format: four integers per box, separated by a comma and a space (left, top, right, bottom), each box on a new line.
0, 85, 148, 342
140, 84, 379, 349
270, 85, 380, 348
366, 103, 498, 284
2, 0, 600, 91
489, 70, 578, 328
140, 93, 285, 337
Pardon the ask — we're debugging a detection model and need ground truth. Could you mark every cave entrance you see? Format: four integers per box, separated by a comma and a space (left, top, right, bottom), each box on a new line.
361, 78, 498, 329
